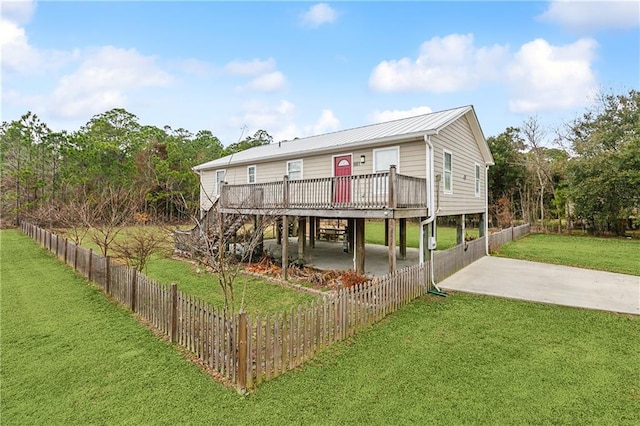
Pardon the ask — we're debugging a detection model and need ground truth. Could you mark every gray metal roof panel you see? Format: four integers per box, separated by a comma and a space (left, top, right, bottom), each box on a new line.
195, 105, 474, 171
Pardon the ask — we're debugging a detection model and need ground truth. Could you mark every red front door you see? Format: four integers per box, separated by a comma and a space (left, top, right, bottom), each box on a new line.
333, 155, 352, 203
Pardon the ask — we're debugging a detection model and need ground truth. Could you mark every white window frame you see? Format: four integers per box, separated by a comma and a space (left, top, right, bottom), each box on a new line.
474, 163, 481, 197
286, 159, 303, 180
443, 150, 453, 194
372, 146, 400, 173
247, 165, 256, 184
214, 169, 226, 196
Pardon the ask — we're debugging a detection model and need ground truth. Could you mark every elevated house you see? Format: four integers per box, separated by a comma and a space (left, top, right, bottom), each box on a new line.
185, 105, 494, 278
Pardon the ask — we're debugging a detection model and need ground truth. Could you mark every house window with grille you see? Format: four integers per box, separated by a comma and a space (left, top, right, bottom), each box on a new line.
247, 165, 256, 183
215, 169, 226, 196
475, 163, 481, 197
287, 159, 303, 180
443, 151, 452, 194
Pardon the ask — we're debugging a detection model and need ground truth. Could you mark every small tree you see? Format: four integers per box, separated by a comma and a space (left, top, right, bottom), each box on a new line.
112, 225, 170, 272
85, 186, 142, 257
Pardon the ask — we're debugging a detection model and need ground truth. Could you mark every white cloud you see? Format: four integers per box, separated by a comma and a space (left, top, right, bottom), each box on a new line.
369, 33, 508, 93
1, 6, 76, 74
48, 46, 173, 119
239, 71, 286, 92
1, 0, 36, 25
369, 106, 433, 123
0, 17, 40, 72
306, 109, 340, 135
538, 0, 640, 31
507, 38, 598, 113
224, 58, 276, 75
232, 99, 296, 135
300, 3, 338, 28
230, 101, 341, 143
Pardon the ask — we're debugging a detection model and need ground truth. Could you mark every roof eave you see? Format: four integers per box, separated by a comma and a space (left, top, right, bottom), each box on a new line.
194, 130, 438, 171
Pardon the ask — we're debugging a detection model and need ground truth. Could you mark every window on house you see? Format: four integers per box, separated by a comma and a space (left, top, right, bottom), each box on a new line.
247, 165, 256, 184
287, 159, 303, 180
373, 146, 400, 194
443, 151, 452, 194
373, 146, 400, 173
215, 169, 226, 196
475, 164, 481, 197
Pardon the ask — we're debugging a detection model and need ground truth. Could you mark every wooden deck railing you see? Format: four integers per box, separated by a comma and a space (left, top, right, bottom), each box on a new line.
220, 167, 427, 211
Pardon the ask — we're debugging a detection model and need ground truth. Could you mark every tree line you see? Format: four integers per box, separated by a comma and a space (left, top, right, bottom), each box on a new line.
1, 108, 272, 226
2, 89, 638, 236
487, 89, 639, 236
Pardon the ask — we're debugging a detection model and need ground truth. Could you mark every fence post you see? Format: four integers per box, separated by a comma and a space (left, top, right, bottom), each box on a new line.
130, 269, 137, 312
105, 256, 111, 294
64, 238, 68, 264
237, 312, 248, 392
170, 283, 178, 343
88, 248, 93, 281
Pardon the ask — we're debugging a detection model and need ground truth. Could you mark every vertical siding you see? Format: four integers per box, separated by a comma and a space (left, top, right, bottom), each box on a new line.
431, 115, 486, 215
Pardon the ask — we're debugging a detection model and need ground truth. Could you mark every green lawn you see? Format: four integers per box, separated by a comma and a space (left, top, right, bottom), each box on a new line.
365, 220, 479, 250
59, 226, 316, 313
144, 255, 316, 314
3, 229, 639, 425
497, 233, 640, 276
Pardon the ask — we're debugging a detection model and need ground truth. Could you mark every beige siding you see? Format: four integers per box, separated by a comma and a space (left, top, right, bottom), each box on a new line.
199, 119, 487, 216
199, 170, 218, 213
431, 116, 486, 215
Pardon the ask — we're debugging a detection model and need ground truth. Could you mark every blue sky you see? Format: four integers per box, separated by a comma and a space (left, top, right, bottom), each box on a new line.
2, 1, 638, 145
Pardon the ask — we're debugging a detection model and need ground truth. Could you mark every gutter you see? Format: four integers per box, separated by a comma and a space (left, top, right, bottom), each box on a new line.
194, 132, 429, 172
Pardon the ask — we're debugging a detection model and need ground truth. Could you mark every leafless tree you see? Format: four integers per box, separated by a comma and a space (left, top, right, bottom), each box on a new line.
112, 224, 171, 271
84, 186, 143, 257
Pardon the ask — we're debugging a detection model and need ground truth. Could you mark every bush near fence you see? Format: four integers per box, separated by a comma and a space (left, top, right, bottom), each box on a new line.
20, 222, 529, 392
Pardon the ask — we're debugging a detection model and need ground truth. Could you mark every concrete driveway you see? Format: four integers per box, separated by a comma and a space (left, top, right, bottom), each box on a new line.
439, 256, 640, 315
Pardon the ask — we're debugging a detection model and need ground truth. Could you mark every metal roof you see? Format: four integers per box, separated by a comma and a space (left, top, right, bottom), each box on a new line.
195, 105, 492, 171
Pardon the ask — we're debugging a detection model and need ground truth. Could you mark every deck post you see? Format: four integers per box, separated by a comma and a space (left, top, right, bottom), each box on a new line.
276, 218, 282, 245
388, 218, 396, 272
456, 214, 466, 245
297, 217, 306, 262
254, 215, 263, 256
282, 215, 288, 280
347, 218, 355, 253
388, 165, 397, 209
399, 218, 407, 260
355, 218, 365, 274
384, 219, 389, 246
479, 213, 486, 237
309, 216, 315, 248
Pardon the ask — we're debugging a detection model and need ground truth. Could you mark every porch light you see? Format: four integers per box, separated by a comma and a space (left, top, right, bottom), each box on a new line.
360, 155, 366, 164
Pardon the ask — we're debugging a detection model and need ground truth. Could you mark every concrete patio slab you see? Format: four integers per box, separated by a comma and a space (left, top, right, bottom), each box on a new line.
439, 256, 640, 315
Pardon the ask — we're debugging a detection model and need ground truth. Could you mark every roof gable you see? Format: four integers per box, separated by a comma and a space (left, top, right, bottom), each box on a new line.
195, 105, 493, 171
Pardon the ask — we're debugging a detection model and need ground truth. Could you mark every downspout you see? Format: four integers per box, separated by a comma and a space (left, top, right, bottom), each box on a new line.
485, 165, 490, 256
421, 135, 446, 295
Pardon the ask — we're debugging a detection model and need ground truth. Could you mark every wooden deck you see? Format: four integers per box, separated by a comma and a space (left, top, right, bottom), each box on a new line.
219, 167, 428, 219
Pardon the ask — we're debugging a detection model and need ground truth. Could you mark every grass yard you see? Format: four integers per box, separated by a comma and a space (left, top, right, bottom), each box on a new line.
3, 229, 639, 425
59, 226, 316, 313
497, 233, 640, 276
144, 255, 316, 313
365, 220, 479, 250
